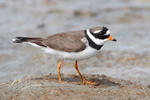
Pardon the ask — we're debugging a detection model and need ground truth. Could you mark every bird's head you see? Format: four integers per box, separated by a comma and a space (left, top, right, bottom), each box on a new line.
89, 26, 117, 45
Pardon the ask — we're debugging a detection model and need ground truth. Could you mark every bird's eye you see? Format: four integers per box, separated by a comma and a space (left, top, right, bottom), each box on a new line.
107, 34, 110, 37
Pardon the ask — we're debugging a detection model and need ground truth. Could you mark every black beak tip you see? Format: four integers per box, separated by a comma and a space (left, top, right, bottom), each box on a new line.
112, 38, 117, 42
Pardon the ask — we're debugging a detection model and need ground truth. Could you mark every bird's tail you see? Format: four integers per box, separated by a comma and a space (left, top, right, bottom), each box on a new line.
12, 37, 42, 43
12, 37, 47, 47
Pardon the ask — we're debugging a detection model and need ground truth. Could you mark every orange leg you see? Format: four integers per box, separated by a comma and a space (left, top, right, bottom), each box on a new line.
57, 60, 63, 83
74, 60, 95, 85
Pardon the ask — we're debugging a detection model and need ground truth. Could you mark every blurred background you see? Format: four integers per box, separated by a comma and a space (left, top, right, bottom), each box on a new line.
0, 0, 150, 84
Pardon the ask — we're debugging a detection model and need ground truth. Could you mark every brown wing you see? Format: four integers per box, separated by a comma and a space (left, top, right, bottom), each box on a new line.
43, 30, 86, 52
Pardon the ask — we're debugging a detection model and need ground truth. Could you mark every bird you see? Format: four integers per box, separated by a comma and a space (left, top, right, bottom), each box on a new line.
12, 26, 117, 85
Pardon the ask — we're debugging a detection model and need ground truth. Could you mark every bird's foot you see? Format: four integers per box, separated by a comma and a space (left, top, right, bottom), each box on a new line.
82, 79, 96, 85
58, 78, 62, 83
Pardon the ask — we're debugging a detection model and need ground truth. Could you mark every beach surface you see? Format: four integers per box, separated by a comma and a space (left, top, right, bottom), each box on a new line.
0, 0, 150, 83
1, 74, 150, 100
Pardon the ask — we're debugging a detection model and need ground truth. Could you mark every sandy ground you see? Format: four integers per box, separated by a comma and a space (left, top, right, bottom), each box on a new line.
0, 74, 150, 100
1, 0, 150, 84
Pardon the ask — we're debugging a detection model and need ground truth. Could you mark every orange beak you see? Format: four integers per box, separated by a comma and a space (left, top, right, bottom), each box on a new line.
108, 35, 117, 41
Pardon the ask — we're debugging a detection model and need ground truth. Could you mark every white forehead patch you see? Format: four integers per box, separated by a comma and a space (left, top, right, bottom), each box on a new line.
106, 30, 110, 35
93, 30, 101, 33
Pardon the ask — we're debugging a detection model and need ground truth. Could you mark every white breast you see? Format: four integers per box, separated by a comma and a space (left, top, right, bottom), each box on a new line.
42, 45, 98, 60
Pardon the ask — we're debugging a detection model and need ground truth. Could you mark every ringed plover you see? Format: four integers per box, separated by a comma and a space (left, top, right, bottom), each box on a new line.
12, 26, 117, 84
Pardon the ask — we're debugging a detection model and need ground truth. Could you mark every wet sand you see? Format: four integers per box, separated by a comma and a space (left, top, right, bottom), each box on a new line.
0, 0, 150, 83
0, 74, 150, 100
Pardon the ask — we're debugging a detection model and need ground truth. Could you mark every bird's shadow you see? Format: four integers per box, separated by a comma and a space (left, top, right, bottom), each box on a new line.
31, 74, 121, 87
63, 75, 120, 86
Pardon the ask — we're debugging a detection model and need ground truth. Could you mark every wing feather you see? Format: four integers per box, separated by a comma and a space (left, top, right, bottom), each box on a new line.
43, 30, 86, 52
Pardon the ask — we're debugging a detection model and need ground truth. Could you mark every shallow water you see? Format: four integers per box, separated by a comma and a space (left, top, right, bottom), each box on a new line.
0, 0, 150, 84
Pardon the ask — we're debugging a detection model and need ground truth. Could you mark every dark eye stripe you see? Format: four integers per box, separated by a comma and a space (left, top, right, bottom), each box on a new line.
96, 35, 110, 39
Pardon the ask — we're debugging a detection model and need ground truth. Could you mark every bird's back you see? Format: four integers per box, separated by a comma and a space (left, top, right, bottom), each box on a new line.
43, 30, 87, 52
